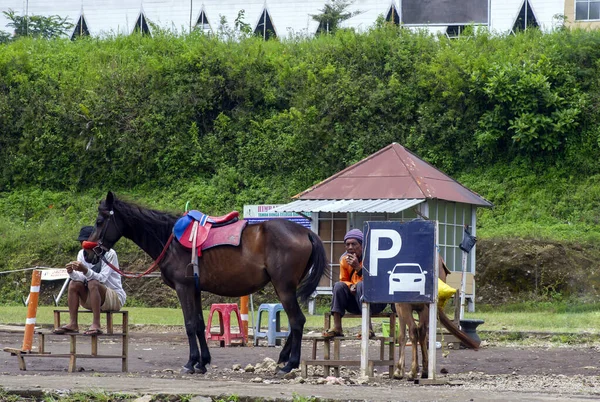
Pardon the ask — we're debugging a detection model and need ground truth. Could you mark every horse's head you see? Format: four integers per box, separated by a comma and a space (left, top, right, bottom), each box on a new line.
84, 191, 124, 261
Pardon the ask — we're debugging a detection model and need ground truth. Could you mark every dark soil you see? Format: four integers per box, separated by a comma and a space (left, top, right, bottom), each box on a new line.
476, 238, 600, 304
3, 328, 600, 401
2, 329, 600, 378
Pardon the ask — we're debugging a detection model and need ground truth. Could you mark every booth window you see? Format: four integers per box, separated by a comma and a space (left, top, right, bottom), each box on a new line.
576, 0, 600, 20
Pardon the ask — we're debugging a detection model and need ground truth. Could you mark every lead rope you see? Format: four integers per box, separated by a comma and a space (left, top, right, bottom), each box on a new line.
98, 233, 174, 279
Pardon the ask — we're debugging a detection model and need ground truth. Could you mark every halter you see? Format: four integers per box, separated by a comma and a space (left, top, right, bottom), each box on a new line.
89, 208, 174, 279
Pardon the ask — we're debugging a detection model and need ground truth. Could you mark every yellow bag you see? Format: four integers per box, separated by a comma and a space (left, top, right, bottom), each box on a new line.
438, 279, 457, 309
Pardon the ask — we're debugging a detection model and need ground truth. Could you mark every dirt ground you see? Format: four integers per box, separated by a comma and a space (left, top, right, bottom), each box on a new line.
2, 327, 600, 401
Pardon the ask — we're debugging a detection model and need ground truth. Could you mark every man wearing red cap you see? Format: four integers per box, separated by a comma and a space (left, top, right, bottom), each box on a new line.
323, 228, 387, 338
52, 226, 126, 335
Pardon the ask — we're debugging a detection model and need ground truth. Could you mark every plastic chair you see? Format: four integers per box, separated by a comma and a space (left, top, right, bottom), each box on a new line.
205, 303, 246, 346
253, 303, 289, 346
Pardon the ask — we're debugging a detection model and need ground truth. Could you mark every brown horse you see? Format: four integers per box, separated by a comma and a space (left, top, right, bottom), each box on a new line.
393, 257, 479, 380
87, 192, 327, 375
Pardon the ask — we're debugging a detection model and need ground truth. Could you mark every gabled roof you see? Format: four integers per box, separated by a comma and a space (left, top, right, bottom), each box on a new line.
294, 143, 493, 207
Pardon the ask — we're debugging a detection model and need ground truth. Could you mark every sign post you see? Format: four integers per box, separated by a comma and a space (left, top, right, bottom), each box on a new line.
24, 268, 70, 307
362, 220, 438, 379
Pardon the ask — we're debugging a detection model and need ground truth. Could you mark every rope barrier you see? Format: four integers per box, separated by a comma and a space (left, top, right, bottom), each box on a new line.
0, 267, 162, 277
0, 266, 57, 274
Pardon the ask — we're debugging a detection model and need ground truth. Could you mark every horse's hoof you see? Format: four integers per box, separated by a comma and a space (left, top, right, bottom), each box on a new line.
181, 366, 194, 374
194, 363, 207, 374
392, 370, 404, 380
421, 372, 429, 379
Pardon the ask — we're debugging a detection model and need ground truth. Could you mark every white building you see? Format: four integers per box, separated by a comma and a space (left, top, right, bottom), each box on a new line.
1, 1, 566, 40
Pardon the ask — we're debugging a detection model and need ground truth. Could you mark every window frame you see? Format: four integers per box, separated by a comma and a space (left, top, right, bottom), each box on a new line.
575, 0, 600, 21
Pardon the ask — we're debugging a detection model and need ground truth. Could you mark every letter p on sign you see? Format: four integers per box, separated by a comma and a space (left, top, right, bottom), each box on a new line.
368, 229, 402, 276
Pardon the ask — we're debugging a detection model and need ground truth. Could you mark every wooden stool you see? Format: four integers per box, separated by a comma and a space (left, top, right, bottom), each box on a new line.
301, 312, 397, 378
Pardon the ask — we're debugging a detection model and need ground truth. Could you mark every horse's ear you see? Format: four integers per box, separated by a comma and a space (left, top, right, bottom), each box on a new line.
106, 191, 115, 209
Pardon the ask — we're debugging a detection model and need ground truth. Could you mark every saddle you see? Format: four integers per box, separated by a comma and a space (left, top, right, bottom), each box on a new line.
173, 210, 245, 256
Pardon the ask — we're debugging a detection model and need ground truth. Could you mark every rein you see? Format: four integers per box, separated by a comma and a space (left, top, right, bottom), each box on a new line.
96, 233, 174, 279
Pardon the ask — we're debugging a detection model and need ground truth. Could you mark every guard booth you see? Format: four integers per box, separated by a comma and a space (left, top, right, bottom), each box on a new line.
271, 143, 493, 313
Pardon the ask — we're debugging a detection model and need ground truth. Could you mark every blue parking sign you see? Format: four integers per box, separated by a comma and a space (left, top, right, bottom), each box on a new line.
362, 220, 436, 303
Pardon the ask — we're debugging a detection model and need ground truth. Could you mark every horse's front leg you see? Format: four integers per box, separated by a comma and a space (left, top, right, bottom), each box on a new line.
175, 285, 204, 374
193, 290, 211, 374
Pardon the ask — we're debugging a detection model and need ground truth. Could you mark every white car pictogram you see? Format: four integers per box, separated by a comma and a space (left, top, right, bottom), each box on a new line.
387, 263, 427, 295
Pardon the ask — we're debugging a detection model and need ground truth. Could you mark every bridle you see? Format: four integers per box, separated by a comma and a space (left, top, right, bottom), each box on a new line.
86, 207, 174, 279
92, 209, 121, 256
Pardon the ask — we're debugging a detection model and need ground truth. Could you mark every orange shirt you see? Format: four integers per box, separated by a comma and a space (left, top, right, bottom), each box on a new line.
339, 253, 363, 287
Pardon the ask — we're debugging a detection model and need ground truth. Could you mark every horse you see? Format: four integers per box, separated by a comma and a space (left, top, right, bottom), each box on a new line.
393, 256, 479, 380
86, 191, 327, 375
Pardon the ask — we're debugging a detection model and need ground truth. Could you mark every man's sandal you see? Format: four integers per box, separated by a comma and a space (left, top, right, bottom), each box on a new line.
322, 328, 344, 338
356, 330, 376, 340
52, 326, 79, 334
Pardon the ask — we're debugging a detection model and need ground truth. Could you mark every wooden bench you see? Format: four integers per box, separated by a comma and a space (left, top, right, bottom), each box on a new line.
4, 310, 128, 373
301, 312, 397, 378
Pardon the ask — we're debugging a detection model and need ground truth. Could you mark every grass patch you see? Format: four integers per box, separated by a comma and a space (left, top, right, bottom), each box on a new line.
2, 304, 600, 335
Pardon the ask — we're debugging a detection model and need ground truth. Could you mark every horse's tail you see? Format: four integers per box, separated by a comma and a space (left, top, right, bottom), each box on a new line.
297, 233, 328, 303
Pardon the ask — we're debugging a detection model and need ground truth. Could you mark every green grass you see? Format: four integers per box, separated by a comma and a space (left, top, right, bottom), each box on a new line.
462, 310, 600, 333
2, 304, 600, 334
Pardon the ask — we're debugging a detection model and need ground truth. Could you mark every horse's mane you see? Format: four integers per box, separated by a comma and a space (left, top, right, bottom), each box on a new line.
108, 196, 180, 241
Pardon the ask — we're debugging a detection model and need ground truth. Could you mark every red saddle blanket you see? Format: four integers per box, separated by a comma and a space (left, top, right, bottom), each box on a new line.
201, 219, 247, 251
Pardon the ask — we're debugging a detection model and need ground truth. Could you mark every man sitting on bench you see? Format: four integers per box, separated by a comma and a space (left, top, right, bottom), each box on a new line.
52, 226, 126, 335
323, 228, 387, 339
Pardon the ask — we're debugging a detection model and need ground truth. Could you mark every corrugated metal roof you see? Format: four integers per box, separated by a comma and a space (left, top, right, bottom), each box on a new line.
294, 143, 493, 208
270, 199, 424, 213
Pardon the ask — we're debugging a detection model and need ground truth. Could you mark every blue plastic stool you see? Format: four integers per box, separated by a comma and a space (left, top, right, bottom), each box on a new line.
253, 303, 289, 346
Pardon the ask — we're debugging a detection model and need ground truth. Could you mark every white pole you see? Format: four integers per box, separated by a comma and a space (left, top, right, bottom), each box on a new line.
428, 221, 439, 380
360, 302, 370, 377
249, 293, 255, 336
459, 250, 468, 321
54, 278, 71, 306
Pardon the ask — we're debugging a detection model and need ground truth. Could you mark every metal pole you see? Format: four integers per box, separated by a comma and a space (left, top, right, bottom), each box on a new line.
459, 250, 468, 321
360, 302, 370, 377
249, 293, 255, 339
524, 0, 528, 30
25, 0, 29, 37
190, 0, 193, 32
428, 225, 439, 380
54, 278, 71, 306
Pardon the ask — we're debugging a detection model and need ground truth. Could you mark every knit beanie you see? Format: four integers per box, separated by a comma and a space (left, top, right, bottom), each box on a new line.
344, 228, 363, 244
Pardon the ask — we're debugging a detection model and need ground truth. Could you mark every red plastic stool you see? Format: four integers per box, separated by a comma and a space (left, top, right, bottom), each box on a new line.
205, 303, 246, 346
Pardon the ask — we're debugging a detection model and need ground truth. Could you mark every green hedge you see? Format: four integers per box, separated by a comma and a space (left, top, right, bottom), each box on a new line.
2, 27, 600, 193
